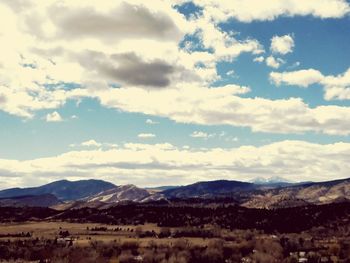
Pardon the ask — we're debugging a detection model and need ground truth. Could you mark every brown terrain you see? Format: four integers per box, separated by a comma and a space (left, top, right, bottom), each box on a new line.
0, 178, 350, 262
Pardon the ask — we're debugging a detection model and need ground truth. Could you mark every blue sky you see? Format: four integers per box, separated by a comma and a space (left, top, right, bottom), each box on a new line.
0, 0, 350, 188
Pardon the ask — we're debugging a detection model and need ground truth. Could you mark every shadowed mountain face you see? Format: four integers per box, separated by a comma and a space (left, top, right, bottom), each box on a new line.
162, 180, 256, 198
0, 179, 116, 201
0, 194, 61, 207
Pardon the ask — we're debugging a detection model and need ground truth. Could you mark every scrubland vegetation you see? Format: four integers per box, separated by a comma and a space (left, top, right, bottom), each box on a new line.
0, 202, 350, 262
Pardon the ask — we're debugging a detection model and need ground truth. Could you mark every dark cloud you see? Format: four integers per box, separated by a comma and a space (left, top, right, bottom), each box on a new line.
1, 0, 33, 12
30, 47, 64, 57
109, 53, 175, 87
48, 2, 182, 42
0, 169, 21, 178
77, 51, 176, 87
0, 94, 7, 105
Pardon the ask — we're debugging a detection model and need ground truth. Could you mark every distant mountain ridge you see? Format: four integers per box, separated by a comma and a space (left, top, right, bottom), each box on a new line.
242, 177, 350, 208
0, 179, 116, 201
162, 178, 350, 208
162, 180, 255, 198
1, 177, 350, 209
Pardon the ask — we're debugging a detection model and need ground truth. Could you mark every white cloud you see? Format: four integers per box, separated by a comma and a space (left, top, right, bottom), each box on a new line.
270, 35, 295, 55
81, 140, 102, 147
95, 85, 350, 136
45, 111, 62, 122
253, 56, 264, 63
70, 140, 117, 149
226, 70, 235, 76
323, 68, 350, 100
270, 68, 350, 100
138, 133, 156, 139
195, 19, 264, 62
190, 131, 215, 139
189, 0, 350, 22
1, 140, 350, 188
270, 69, 324, 87
215, 84, 251, 95
146, 119, 159, 125
266, 56, 284, 69
0, 0, 266, 119
0, 0, 349, 137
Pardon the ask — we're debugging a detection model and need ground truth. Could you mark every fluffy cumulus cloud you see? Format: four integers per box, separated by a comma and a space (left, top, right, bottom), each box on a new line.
270, 35, 295, 55
45, 111, 62, 122
0, 0, 350, 137
0, 0, 267, 119
0, 0, 190, 114
1, 0, 350, 189
1, 140, 350, 188
270, 68, 350, 100
81, 140, 102, 147
93, 84, 350, 136
270, 69, 324, 87
266, 56, 284, 69
185, 0, 350, 22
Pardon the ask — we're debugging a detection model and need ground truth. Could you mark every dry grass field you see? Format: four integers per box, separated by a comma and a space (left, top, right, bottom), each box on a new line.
0, 220, 349, 262
0, 221, 216, 247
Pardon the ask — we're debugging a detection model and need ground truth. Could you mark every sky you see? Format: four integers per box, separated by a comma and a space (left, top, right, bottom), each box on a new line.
0, 0, 350, 189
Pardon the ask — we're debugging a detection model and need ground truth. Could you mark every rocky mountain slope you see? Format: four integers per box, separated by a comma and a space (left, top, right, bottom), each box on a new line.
242, 178, 350, 208
53, 184, 165, 210
86, 184, 155, 203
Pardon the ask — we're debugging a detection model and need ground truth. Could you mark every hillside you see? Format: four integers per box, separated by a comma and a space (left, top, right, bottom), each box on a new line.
2, 201, 350, 234
85, 184, 153, 203
162, 180, 256, 198
0, 194, 61, 208
0, 179, 116, 201
242, 178, 350, 208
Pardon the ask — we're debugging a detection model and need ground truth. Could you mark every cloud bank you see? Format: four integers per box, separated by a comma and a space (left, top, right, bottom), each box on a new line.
1, 140, 350, 189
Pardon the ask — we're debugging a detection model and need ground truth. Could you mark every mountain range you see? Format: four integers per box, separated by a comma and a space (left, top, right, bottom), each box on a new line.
0, 177, 349, 209
0, 179, 115, 201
